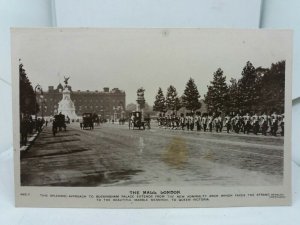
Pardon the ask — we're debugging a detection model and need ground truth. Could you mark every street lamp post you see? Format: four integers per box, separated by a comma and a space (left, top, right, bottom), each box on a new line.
40, 95, 44, 119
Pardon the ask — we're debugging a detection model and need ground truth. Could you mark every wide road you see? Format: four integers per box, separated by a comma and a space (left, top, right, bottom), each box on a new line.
21, 122, 284, 186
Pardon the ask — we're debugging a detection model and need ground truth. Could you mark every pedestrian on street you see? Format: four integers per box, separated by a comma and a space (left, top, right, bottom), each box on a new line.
20, 116, 29, 146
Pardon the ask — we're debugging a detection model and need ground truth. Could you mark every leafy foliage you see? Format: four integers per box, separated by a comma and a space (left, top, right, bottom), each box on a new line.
221, 61, 285, 114
258, 61, 285, 113
151, 60, 285, 115
19, 63, 38, 115
238, 61, 261, 112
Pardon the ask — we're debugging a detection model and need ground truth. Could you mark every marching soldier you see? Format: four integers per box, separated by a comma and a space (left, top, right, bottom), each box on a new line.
214, 115, 221, 133
166, 114, 171, 128
185, 113, 190, 130
175, 115, 180, 129
217, 114, 223, 133
180, 113, 185, 130
190, 113, 195, 131
208, 114, 213, 132
244, 113, 251, 134
157, 113, 162, 127
234, 114, 241, 133
271, 112, 278, 136
280, 114, 284, 136
171, 114, 176, 129
195, 112, 202, 131
261, 113, 268, 136
224, 114, 231, 133
202, 114, 208, 132
163, 114, 168, 128
252, 113, 259, 135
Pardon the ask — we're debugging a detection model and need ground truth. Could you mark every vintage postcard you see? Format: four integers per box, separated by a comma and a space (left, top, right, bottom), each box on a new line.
12, 28, 292, 208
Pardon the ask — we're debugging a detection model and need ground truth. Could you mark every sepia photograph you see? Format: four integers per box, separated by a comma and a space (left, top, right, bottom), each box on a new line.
12, 28, 292, 207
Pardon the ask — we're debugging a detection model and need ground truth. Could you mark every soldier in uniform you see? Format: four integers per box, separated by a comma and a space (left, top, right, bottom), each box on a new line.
180, 113, 185, 130
202, 114, 208, 132
163, 114, 167, 128
185, 113, 189, 130
224, 114, 231, 133
271, 112, 278, 136
157, 113, 161, 128
252, 113, 259, 135
261, 113, 268, 136
171, 114, 176, 129
280, 114, 284, 136
160, 113, 165, 128
244, 113, 251, 134
217, 114, 223, 133
175, 115, 180, 129
167, 114, 172, 129
214, 115, 220, 133
234, 114, 241, 133
208, 114, 213, 132
190, 113, 195, 131
195, 112, 202, 131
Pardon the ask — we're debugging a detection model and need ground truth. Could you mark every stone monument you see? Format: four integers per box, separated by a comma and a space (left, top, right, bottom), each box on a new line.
136, 87, 145, 120
57, 76, 77, 120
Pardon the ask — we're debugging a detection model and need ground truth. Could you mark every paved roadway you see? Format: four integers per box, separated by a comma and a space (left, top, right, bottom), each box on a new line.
21, 122, 284, 187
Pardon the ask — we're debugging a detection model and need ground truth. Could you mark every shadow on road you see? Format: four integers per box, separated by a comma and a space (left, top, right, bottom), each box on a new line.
21, 148, 90, 159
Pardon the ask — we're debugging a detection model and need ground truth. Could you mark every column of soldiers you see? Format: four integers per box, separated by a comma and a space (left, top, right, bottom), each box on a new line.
157, 112, 284, 136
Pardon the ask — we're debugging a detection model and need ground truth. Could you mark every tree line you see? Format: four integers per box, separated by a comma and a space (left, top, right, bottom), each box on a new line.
153, 60, 285, 115
19, 62, 39, 117
153, 77, 201, 113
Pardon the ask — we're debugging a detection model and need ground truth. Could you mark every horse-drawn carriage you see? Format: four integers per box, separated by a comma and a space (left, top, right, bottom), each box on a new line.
81, 113, 94, 130
129, 111, 150, 130
52, 113, 67, 136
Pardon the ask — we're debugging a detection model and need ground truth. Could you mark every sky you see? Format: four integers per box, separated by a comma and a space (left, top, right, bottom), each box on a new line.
13, 28, 291, 106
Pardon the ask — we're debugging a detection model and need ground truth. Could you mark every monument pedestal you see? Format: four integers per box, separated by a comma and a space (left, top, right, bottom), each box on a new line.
57, 87, 77, 120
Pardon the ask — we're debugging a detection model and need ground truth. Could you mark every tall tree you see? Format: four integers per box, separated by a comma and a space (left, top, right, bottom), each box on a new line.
153, 87, 166, 113
182, 78, 201, 112
227, 78, 241, 113
204, 68, 228, 113
19, 62, 38, 115
166, 85, 181, 113
239, 61, 260, 112
259, 60, 285, 113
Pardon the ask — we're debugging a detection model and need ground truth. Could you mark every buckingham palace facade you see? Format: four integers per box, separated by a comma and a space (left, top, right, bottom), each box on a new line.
36, 83, 126, 120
